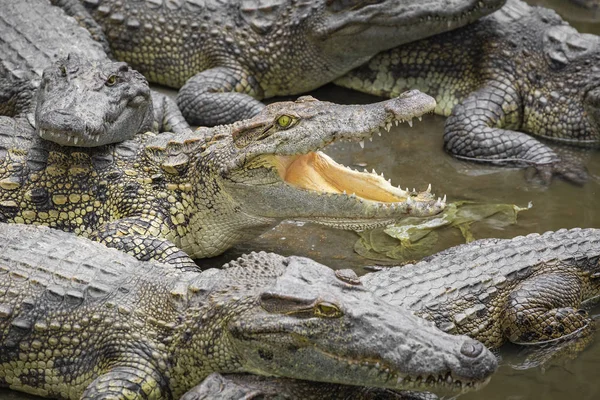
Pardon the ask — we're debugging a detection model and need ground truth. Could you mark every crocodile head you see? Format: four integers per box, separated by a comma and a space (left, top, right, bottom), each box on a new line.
220, 253, 497, 396
144, 90, 443, 257
310, 0, 506, 62
529, 24, 600, 145
34, 55, 153, 147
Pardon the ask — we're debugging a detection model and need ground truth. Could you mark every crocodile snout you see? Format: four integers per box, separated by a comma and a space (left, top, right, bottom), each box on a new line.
454, 337, 498, 382
460, 339, 484, 358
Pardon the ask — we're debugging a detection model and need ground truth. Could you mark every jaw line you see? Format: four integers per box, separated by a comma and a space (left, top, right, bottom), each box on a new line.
313, 346, 490, 395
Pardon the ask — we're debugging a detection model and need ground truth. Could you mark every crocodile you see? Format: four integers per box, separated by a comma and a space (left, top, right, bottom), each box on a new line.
0, 91, 444, 268
51, 0, 507, 126
0, 223, 497, 400
0, 0, 189, 147
184, 227, 600, 399
336, 0, 600, 184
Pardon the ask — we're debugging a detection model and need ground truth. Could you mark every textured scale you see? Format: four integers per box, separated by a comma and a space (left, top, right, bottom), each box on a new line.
70, 0, 505, 126
337, 0, 600, 183
362, 228, 600, 347
0, 93, 446, 265
0, 224, 497, 399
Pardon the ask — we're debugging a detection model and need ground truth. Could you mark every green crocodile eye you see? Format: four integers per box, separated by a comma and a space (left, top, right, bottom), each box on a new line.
314, 302, 342, 318
105, 75, 118, 86
276, 115, 294, 129
59, 65, 67, 77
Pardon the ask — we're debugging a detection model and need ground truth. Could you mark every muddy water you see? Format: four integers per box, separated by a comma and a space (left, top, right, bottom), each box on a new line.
3, 0, 600, 399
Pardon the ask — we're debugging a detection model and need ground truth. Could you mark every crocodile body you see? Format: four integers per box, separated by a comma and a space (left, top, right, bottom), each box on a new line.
336, 0, 600, 184
363, 228, 600, 348
0, 223, 496, 400
0, 92, 444, 267
58, 0, 506, 126
0, 0, 189, 147
189, 228, 600, 399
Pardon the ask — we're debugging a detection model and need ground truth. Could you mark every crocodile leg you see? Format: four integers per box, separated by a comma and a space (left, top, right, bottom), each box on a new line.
49, 0, 113, 57
150, 91, 192, 134
444, 85, 589, 185
501, 270, 593, 344
90, 218, 198, 270
176, 67, 265, 126
82, 366, 170, 400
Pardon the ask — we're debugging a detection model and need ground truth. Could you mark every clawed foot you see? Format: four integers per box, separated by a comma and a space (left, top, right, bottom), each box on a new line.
525, 158, 589, 186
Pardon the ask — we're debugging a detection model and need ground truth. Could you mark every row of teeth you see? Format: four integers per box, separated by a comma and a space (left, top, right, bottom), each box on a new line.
39, 129, 101, 144
356, 116, 423, 149
328, 351, 475, 389
398, 372, 477, 389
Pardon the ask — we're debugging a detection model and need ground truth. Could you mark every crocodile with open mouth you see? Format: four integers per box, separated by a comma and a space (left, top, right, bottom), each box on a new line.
0, 223, 497, 399
52, 0, 506, 126
0, 90, 444, 268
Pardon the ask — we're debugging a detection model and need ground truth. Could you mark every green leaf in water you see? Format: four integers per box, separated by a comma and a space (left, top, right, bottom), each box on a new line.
354, 201, 531, 262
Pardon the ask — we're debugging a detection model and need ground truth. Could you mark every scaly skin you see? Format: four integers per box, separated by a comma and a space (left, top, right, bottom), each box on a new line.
336, 0, 600, 184
0, 91, 444, 268
192, 227, 600, 399
0, 0, 189, 147
363, 228, 600, 347
0, 223, 496, 400
56, 0, 506, 126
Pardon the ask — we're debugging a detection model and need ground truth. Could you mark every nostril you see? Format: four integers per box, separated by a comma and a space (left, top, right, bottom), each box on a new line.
460, 340, 484, 358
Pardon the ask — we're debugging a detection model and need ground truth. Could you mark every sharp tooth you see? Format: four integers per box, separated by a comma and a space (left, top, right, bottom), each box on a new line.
408, 119, 413, 128
386, 122, 392, 131
343, 190, 347, 195
369, 137, 372, 142
372, 169, 377, 174
426, 183, 431, 193
363, 169, 368, 173
377, 131, 382, 136
387, 179, 392, 183
73, 137, 79, 145
96, 136, 100, 142
67, 134, 72, 142
359, 140, 365, 149
395, 120, 399, 126
412, 188, 416, 193
418, 116, 422, 121
448, 21, 452, 28
442, 194, 447, 203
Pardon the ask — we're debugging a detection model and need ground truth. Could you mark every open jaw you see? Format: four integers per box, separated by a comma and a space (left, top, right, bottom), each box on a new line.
262, 125, 446, 224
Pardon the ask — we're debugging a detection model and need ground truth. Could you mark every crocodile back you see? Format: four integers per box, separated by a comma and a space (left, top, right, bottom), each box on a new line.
0, 224, 187, 397
363, 228, 600, 311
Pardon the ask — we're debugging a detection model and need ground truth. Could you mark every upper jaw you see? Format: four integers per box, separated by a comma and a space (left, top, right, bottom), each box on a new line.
319, 0, 505, 39
37, 126, 103, 147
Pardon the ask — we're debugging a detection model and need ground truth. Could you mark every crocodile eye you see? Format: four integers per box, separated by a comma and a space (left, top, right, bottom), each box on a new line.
59, 65, 67, 77
276, 115, 295, 129
314, 302, 342, 318
105, 75, 118, 86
